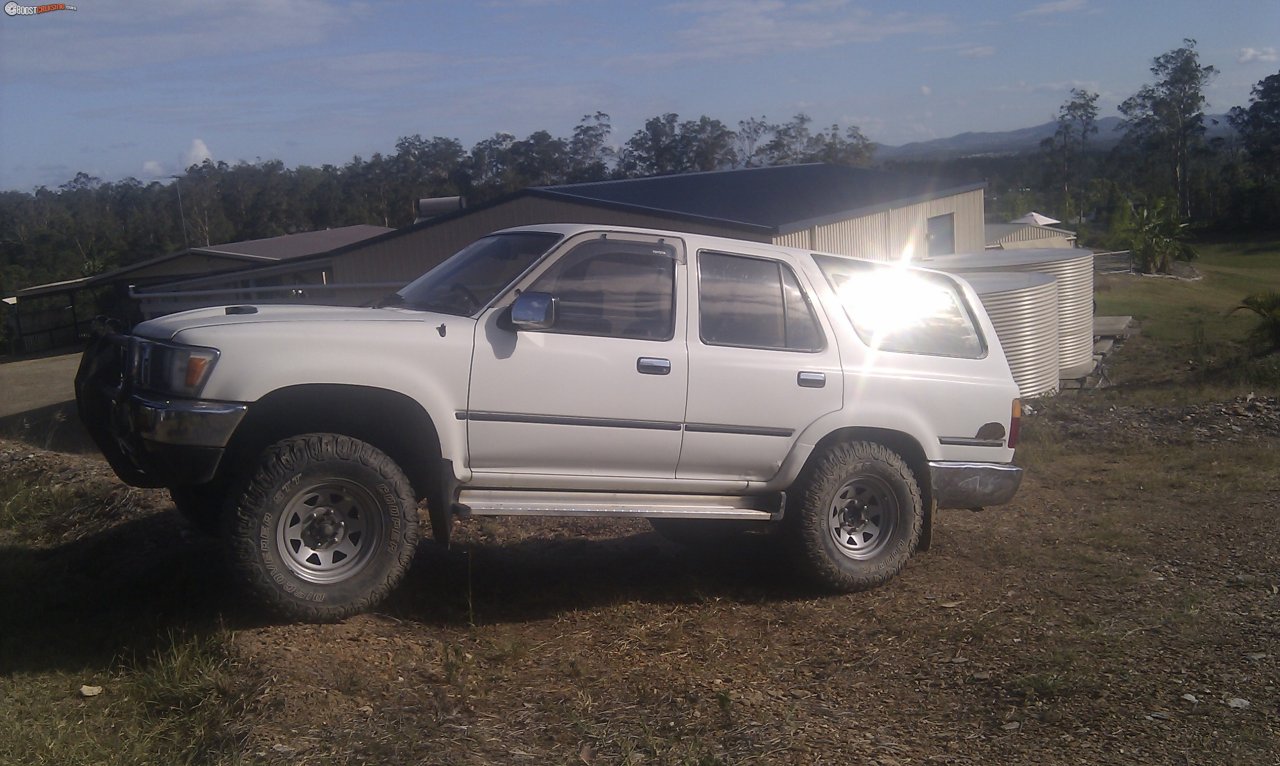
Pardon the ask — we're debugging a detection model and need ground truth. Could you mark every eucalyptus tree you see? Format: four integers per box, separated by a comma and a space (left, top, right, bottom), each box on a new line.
1118, 39, 1217, 219
567, 112, 615, 182
1229, 72, 1280, 179
1041, 89, 1099, 222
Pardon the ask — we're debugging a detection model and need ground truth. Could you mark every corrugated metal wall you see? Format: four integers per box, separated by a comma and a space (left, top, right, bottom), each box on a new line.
331, 196, 770, 286
889, 189, 984, 261
770, 188, 984, 262
773, 229, 813, 249
993, 224, 1076, 245
813, 214, 893, 259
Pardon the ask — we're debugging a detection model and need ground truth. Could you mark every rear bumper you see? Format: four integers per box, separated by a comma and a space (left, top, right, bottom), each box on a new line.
75, 332, 245, 487
929, 461, 1023, 509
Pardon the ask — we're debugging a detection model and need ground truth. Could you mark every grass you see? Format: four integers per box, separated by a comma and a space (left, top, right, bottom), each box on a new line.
1093, 236, 1280, 399
0, 465, 254, 766
0, 631, 251, 766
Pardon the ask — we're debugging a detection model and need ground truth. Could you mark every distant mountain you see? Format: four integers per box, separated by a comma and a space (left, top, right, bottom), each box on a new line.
874, 115, 1234, 162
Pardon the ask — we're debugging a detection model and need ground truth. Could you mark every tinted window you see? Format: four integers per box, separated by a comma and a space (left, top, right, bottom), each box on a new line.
528, 240, 676, 340
698, 251, 824, 351
814, 254, 984, 358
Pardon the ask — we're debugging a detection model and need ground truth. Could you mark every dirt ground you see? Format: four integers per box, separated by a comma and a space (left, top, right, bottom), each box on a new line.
2, 388, 1277, 765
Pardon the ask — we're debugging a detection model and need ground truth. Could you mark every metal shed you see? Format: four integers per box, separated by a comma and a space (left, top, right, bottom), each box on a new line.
132, 164, 990, 317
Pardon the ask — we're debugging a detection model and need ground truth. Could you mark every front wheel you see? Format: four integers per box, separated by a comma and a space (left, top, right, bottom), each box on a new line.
227, 434, 420, 621
788, 441, 922, 592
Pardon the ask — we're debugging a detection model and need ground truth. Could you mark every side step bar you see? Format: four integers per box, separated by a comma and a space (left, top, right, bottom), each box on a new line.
456, 490, 785, 521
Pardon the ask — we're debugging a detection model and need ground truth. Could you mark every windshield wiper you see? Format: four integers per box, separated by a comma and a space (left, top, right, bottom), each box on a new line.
371, 292, 405, 308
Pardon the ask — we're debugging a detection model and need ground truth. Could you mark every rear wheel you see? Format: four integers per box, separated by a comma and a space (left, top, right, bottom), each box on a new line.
227, 434, 420, 621
788, 441, 922, 591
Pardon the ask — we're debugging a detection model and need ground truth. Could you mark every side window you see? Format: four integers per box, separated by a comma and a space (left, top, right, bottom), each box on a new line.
813, 254, 985, 359
527, 240, 676, 340
698, 251, 824, 351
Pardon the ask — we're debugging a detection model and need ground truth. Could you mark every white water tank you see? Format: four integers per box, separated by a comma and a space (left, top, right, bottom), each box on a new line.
928, 249, 1094, 376
960, 272, 1060, 397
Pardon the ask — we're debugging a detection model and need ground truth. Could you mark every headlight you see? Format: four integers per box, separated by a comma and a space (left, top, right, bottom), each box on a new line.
130, 338, 220, 397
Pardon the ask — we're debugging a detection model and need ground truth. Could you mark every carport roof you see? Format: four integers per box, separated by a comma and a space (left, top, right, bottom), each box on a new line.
192, 224, 392, 260
13, 224, 392, 299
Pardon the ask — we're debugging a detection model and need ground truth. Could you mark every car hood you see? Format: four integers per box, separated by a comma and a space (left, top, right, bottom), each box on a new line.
133, 304, 446, 342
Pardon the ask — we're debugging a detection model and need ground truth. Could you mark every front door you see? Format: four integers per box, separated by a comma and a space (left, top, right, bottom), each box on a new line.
466, 235, 688, 479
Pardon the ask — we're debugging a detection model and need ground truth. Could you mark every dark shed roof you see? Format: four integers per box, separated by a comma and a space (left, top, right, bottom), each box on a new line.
531, 164, 985, 235
12, 225, 392, 299
193, 224, 392, 260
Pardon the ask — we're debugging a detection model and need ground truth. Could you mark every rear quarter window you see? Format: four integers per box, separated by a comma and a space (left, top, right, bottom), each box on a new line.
814, 254, 985, 359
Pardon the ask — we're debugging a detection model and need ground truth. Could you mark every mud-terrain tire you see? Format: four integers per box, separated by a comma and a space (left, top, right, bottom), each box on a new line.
788, 441, 922, 592
227, 434, 420, 622
170, 484, 226, 536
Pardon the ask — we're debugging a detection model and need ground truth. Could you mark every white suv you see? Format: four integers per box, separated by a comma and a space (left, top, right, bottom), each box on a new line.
77, 224, 1023, 621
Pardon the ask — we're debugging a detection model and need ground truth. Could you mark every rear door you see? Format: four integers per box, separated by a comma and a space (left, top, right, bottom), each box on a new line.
677, 248, 843, 482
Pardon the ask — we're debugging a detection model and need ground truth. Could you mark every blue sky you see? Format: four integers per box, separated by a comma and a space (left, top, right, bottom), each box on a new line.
1, 0, 1276, 192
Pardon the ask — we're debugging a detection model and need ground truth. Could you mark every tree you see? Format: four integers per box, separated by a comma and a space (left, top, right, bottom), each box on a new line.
1118, 39, 1217, 219
619, 113, 685, 176
567, 112, 615, 182
618, 114, 737, 176
508, 130, 570, 188
1229, 71, 1280, 179
806, 123, 873, 167
735, 116, 773, 167
759, 113, 872, 167
1041, 89, 1098, 222
677, 116, 737, 171
462, 133, 518, 200
761, 113, 816, 165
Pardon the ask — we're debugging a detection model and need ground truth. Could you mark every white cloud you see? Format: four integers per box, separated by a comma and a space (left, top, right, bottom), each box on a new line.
183, 139, 213, 168
920, 85, 933, 97
142, 160, 166, 177
1017, 0, 1087, 18
958, 46, 996, 59
992, 79, 1101, 95
1239, 47, 1278, 64
0, 0, 359, 79
623, 1, 950, 65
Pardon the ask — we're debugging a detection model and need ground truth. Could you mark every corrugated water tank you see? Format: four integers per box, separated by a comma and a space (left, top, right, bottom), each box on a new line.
927, 249, 1094, 376
960, 272, 1060, 397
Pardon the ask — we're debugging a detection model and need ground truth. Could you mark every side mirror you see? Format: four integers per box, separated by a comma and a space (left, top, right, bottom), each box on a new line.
510, 291, 557, 331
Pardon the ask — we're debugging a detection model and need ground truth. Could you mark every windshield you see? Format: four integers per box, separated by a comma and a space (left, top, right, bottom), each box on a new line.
396, 231, 563, 315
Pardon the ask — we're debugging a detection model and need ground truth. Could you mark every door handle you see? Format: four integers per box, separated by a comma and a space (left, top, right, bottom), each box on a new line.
637, 357, 672, 375
797, 371, 826, 388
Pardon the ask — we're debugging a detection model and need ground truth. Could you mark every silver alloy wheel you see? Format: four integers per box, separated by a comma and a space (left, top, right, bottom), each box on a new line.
276, 479, 385, 584
827, 475, 898, 560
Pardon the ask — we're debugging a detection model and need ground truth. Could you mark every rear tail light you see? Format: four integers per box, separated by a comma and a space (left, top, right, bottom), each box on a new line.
1008, 398, 1022, 448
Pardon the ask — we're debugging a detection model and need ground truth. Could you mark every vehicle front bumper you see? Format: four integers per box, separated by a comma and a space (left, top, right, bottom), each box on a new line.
76, 333, 246, 487
929, 461, 1023, 509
